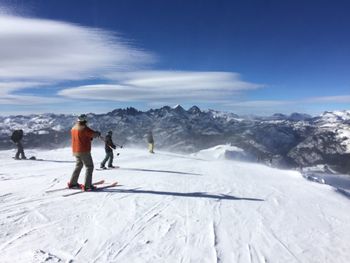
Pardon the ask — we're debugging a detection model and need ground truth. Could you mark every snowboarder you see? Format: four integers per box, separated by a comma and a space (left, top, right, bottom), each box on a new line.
68, 114, 101, 191
147, 130, 155, 154
11, 129, 26, 160
100, 131, 117, 169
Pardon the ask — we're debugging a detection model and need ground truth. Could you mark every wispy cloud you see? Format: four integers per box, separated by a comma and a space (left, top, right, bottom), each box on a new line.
0, 94, 64, 105
0, 80, 64, 104
0, 81, 48, 95
108, 71, 260, 90
225, 95, 350, 115
0, 10, 264, 111
306, 95, 350, 103
0, 14, 153, 80
59, 71, 263, 103
228, 95, 350, 108
0, 13, 153, 105
226, 100, 293, 107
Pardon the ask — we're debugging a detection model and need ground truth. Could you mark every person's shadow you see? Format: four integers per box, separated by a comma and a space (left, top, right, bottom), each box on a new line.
102, 188, 264, 201
33, 159, 75, 163
119, 167, 202, 176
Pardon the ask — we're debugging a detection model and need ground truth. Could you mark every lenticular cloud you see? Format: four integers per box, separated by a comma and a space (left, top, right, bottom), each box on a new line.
59, 71, 263, 103
0, 14, 153, 81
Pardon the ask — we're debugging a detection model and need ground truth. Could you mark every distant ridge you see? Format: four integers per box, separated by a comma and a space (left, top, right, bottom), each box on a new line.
1, 106, 349, 174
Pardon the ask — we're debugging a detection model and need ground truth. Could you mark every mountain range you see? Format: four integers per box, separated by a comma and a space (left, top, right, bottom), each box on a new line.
1, 105, 349, 174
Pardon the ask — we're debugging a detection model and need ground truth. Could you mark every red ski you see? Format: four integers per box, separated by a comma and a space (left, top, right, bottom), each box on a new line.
45, 180, 105, 193
62, 182, 119, 197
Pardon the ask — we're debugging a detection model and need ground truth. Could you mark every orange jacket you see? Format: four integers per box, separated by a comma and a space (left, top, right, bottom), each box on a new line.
71, 123, 97, 154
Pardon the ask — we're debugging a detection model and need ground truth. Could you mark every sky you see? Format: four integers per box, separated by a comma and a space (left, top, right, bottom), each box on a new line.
0, 0, 350, 116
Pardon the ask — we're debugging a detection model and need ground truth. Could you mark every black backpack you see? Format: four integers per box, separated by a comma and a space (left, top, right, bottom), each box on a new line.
11, 130, 23, 143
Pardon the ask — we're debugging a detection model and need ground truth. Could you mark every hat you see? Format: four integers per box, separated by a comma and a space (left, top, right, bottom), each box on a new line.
77, 114, 88, 122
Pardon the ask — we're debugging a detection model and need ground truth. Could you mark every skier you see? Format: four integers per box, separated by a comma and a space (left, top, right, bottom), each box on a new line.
147, 130, 155, 154
100, 131, 117, 169
68, 114, 101, 191
11, 129, 26, 160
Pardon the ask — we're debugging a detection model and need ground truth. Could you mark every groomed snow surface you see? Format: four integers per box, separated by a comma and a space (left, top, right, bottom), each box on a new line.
0, 146, 349, 263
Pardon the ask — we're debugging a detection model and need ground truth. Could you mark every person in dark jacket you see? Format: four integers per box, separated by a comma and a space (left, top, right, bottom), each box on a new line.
100, 131, 117, 169
11, 129, 26, 160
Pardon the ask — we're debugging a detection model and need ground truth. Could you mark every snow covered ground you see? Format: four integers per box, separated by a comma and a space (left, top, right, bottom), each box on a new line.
0, 146, 350, 263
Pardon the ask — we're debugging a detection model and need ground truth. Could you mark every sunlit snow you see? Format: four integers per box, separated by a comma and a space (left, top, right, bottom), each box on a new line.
0, 146, 349, 262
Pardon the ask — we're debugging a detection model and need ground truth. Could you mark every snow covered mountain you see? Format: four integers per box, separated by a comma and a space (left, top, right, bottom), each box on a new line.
0, 147, 349, 262
1, 106, 349, 173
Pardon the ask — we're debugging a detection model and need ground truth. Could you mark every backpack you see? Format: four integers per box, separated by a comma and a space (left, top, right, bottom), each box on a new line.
11, 130, 23, 143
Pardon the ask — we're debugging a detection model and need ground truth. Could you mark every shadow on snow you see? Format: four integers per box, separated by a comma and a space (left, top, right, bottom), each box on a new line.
35, 159, 75, 163
119, 167, 202, 176
102, 188, 264, 201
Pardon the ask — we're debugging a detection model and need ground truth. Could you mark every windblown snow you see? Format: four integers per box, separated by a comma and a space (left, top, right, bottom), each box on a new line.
0, 146, 349, 263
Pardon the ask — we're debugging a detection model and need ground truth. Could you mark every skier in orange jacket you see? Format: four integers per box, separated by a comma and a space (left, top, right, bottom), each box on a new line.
68, 114, 101, 191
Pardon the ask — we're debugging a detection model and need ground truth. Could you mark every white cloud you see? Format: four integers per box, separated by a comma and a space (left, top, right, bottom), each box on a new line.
59, 71, 263, 103
109, 71, 260, 90
0, 81, 47, 95
306, 95, 350, 103
0, 14, 153, 80
0, 13, 153, 105
0, 11, 263, 110
59, 84, 135, 101
226, 94, 350, 109
224, 95, 350, 115
0, 94, 64, 105
226, 100, 294, 107
0, 81, 66, 104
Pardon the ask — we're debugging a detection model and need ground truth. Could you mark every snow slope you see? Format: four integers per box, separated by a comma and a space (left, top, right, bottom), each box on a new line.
0, 147, 349, 263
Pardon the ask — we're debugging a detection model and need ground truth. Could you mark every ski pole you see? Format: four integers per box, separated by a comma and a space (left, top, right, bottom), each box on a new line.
100, 135, 123, 148
115, 143, 123, 148
99, 136, 120, 155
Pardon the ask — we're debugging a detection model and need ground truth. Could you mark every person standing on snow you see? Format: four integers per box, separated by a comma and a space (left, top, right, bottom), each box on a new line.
11, 129, 26, 160
100, 130, 117, 169
147, 130, 155, 154
68, 114, 101, 191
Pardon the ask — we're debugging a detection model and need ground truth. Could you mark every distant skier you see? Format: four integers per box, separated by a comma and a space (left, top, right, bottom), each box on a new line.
68, 114, 101, 191
100, 131, 117, 169
147, 130, 155, 154
11, 129, 26, 160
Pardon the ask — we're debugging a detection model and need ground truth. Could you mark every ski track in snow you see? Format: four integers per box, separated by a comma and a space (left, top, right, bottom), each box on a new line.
0, 147, 350, 262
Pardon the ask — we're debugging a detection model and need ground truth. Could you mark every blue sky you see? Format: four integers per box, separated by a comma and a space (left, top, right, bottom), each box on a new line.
0, 0, 349, 116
